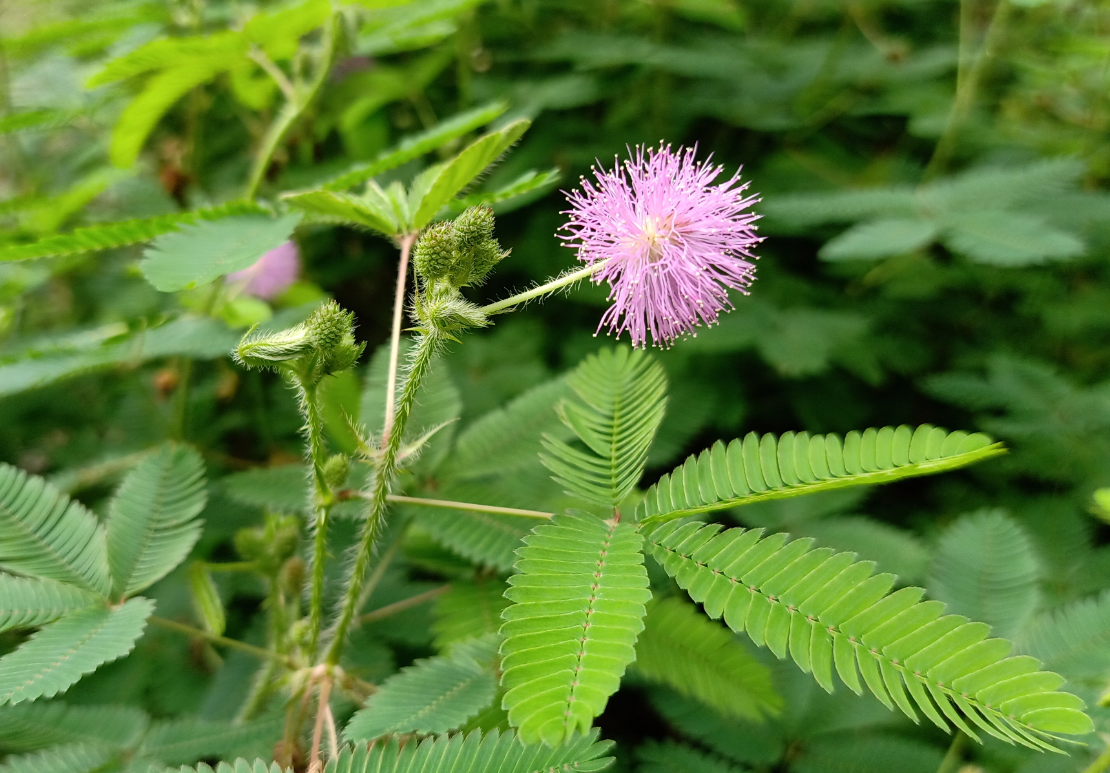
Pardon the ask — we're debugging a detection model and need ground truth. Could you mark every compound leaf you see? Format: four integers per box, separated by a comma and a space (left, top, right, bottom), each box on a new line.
0, 744, 116, 773
0, 701, 148, 752
0, 576, 101, 634
433, 578, 511, 651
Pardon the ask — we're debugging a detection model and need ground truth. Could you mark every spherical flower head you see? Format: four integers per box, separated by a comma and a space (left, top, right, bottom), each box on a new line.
226, 241, 301, 300
560, 144, 762, 348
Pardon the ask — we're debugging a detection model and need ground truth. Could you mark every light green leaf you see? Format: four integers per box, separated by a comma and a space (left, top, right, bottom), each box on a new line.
140, 213, 301, 292
636, 741, 745, 773
0, 701, 148, 752
0, 109, 71, 135
344, 636, 499, 741
433, 578, 511, 651
500, 512, 651, 745
156, 760, 285, 773
0, 744, 116, 773
138, 715, 284, 765
1019, 589, 1110, 680
632, 598, 780, 720
446, 169, 561, 216
940, 211, 1085, 266
107, 444, 207, 598
793, 735, 944, 773
0, 464, 110, 595
819, 218, 938, 261
0, 576, 101, 633
0, 597, 153, 705
88, 31, 246, 86
798, 517, 930, 585
410, 119, 532, 229
281, 190, 399, 235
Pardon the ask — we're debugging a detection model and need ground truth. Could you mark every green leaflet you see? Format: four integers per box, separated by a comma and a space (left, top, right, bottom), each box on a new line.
0, 597, 153, 706
0, 464, 110, 596
635, 425, 1005, 524
344, 635, 499, 741
158, 760, 285, 773
325, 728, 613, 773
1019, 589, 1110, 680
445, 169, 562, 217
791, 735, 945, 773
0, 201, 269, 262
0, 577, 101, 634
107, 444, 208, 599
0, 701, 148, 752
541, 348, 668, 509
282, 190, 400, 236
500, 512, 651, 745
635, 740, 746, 773
0, 743, 117, 773
138, 715, 285, 766
140, 213, 302, 292
632, 597, 780, 721
433, 578, 511, 651
643, 520, 1093, 750
927, 510, 1040, 641
319, 101, 508, 192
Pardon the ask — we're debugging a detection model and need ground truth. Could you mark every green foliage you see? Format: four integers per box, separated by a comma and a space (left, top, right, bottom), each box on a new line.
631, 597, 780, 721
140, 214, 302, 292
106, 444, 207, 598
1019, 590, 1110, 681
0, 701, 148, 752
0, 464, 110, 595
432, 578, 511, 650
160, 760, 285, 773
325, 728, 613, 773
541, 348, 667, 508
644, 518, 1092, 749
344, 635, 498, 741
499, 512, 651, 745
636, 425, 1004, 524
0, 743, 116, 773
0, 577, 100, 634
635, 741, 746, 773
0, 597, 152, 706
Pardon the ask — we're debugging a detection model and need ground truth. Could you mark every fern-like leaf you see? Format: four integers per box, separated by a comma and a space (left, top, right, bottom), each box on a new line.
0, 743, 116, 773
344, 636, 499, 741
161, 760, 285, 773
0, 597, 152, 705
636, 741, 745, 773
433, 578, 511, 651
792, 735, 945, 773
0, 201, 269, 262
326, 728, 614, 773
0, 701, 148, 752
541, 348, 667, 509
139, 715, 284, 765
0, 576, 100, 633
500, 512, 651, 745
636, 425, 1004, 524
106, 444, 207, 599
644, 520, 1092, 750
632, 597, 780, 721
1019, 590, 1110, 680
0, 464, 110, 596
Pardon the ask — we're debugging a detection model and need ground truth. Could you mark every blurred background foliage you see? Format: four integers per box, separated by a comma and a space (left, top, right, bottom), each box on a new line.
2, 0, 1110, 771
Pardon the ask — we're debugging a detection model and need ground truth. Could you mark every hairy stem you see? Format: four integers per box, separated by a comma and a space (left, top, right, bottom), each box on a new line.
149, 615, 293, 666
309, 675, 333, 773
480, 261, 607, 316
245, 14, 339, 199
350, 526, 408, 618
383, 233, 417, 441
922, 0, 1011, 180
326, 330, 443, 665
302, 380, 334, 659
384, 494, 553, 519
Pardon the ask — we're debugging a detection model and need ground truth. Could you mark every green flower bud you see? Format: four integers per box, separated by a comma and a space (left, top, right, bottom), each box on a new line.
413, 222, 458, 285
307, 300, 366, 376
234, 527, 267, 563
453, 205, 495, 254
234, 323, 314, 371
468, 239, 509, 285
322, 453, 350, 490
279, 555, 305, 597
413, 284, 489, 335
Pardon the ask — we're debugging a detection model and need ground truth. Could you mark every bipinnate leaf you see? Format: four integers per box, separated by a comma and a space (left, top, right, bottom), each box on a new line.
1019, 589, 1110, 680
344, 635, 499, 741
818, 218, 938, 261
0, 743, 116, 773
0, 464, 110, 596
410, 119, 532, 229
0, 576, 100, 633
140, 214, 302, 292
326, 728, 614, 773
644, 519, 1093, 750
0, 700, 149, 752
927, 510, 1039, 640
541, 348, 668, 508
939, 211, 1084, 266
107, 444, 207, 598
636, 424, 1004, 524
0, 597, 153, 706
320, 101, 509, 192
632, 597, 780, 721
0, 201, 269, 262
433, 578, 511, 650
499, 512, 651, 745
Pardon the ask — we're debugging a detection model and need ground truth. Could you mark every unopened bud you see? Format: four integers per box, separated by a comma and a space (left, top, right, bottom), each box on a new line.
322, 453, 350, 490
413, 222, 456, 285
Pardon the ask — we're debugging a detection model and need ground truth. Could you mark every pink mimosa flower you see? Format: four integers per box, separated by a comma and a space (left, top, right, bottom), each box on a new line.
227, 241, 301, 300
560, 144, 761, 348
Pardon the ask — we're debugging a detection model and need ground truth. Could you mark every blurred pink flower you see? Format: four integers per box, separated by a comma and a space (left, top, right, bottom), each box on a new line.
227, 241, 300, 300
560, 144, 761, 348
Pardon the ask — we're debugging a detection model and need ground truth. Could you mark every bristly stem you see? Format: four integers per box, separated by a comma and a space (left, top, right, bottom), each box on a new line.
302, 380, 333, 659
383, 494, 553, 519
245, 13, 339, 199
480, 261, 607, 316
383, 233, 417, 441
326, 329, 443, 665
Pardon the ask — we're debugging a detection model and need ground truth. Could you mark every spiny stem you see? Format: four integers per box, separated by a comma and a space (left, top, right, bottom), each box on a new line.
383, 233, 417, 441
245, 13, 339, 199
350, 525, 409, 618
326, 330, 443, 665
480, 261, 607, 316
309, 675, 333, 773
149, 615, 294, 667
302, 381, 333, 659
384, 494, 553, 519
357, 585, 450, 627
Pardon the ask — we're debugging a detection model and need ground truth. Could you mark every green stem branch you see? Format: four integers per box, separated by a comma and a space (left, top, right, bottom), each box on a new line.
149, 615, 294, 667
480, 261, 607, 316
326, 329, 443, 665
383, 233, 417, 441
357, 585, 450, 626
384, 494, 552, 519
302, 380, 333, 659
